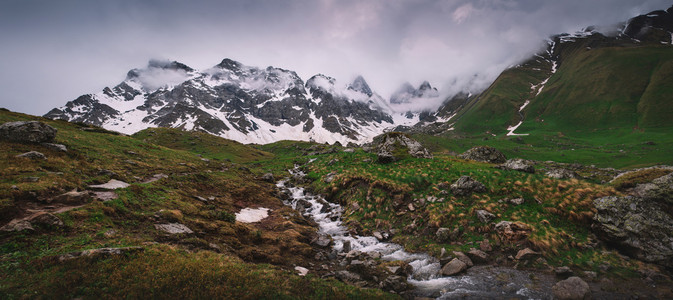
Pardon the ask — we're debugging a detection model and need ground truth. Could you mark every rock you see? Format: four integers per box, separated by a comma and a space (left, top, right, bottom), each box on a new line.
294, 266, 309, 276
142, 173, 168, 183
552, 276, 591, 300
633, 173, 673, 205
515, 248, 540, 260
335, 270, 362, 283
458, 146, 507, 164
56, 247, 144, 262
452, 251, 473, 267
0, 121, 57, 143
450, 176, 486, 196
435, 227, 452, 242
22, 177, 39, 182
495, 221, 531, 243
479, 239, 493, 252
324, 171, 338, 183
50, 190, 92, 204
0, 220, 34, 232
583, 271, 597, 281
29, 212, 63, 227
555, 266, 574, 278
261, 173, 275, 183
154, 223, 193, 234
440, 258, 467, 276
498, 158, 535, 173
466, 248, 489, 263
92, 191, 118, 202
380, 275, 409, 293
546, 168, 579, 179
593, 195, 673, 267
16, 151, 46, 160
89, 179, 130, 190
42, 143, 67, 152
311, 234, 332, 248
373, 231, 384, 241
476, 210, 495, 223
407, 203, 415, 211
372, 132, 432, 163
509, 198, 525, 205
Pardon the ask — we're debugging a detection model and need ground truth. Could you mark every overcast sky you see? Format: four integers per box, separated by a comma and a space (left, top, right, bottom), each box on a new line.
0, 0, 670, 115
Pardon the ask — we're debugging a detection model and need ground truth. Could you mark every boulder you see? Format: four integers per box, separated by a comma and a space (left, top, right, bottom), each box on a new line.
515, 248, 540, 260
546, 168, 579, 179
50, 190, 92, 204
436, 227, 460, 242
509, 198, 525, 205
551, 276, 591, 300
458, 146, 506, 164
154, 223, 193, 234
452, 251, 473, 267
42, 143, 67, 152
498, 159, 535, 173
28, 212, 63, 227
440, 258, 467, 276
372, 132, 432, 163
466, 248, 489, 263
495, 221, 531, 243
450, 176, 486, 196
0, 220, 34, 232
260, 173, 275, 183
476, 210, 495, 223
311, 234, 333, 248
0, 121, 57, 144
633, 173, 673, 205
379, 275, 409, 293
593, 195, 673, 268
479, 239, 493, 252
16, 151, 46, 160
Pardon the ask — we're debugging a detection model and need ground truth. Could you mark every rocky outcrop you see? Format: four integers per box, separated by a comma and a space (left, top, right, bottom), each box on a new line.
450, 176, 486, 196
593, 195, 673, 268
0, 121, 57, 144
498, 158, 535, 173
633, 173, 673, 205
155, 223, 194, 234
370, 132, 432, 163
16, 151, 46, 160
552, 276, 591, 300
546, 168, 579, 179
495, 221, 532, 244
458, 146, 507, 164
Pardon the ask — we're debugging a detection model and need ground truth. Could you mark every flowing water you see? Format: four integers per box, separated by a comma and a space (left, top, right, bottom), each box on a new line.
279, 165, 555, 299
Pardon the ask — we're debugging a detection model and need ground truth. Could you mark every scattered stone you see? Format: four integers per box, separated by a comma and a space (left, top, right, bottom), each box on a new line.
42, 143, 67, 152
494, 221, 531, 243
312, 234, 333, 248
546, 168, 579, 179
0, 121, 56, 143
407, 203, 415, 211
92, 191, 118, 202
593, 195, 673, 267
466, 248, 489, 263
22, 177, 39, 182
294, 266, 309, 276
583, 271, 597, 281
515, 248, 540, 261
479, 239, 493, 252
89, 179, 130, 190
0, 220, 34, 232
193, 196, 209, 203
373, 231, 384, 241
16, 151, 47, 160
29, 212, 63, 227
435, 227, 452, 243
476, 210, 495, 223
380, 275, 409, 293
441, 258, 468, 276
104, 229, 117, 237
142, 173, 168, 183
552, 276, 591, 300
509, 198, 525, 205
343, 148, 355, 153
324, 171, 338, 183
56, 247, 144, 262
154, 223, 193, 234
372, 132, 433, 163
458, 146, 507, 164
499, 158, 535, 173
452, 251, 473, 267
335, 270, 362, 283
555, 266, 574, 278
50, 190, 92, 204
450, 176, 486, 196
261, 173, 275, 183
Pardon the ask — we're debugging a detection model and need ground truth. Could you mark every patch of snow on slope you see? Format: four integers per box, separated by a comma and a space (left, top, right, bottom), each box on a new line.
506, 121, 528, 136
235, 207, 270, 223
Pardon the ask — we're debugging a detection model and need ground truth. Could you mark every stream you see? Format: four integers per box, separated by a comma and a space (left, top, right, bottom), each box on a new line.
278, 165, 557, 299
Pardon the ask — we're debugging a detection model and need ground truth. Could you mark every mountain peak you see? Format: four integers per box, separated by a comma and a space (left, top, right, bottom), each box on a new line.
216, 58, 243, 70
347, 75, 373, 97
147, 59, 194, 72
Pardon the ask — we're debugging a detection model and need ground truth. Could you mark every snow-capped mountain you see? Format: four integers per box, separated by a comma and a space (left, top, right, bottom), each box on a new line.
389, 81, 440, 105
45, 59, 416, 145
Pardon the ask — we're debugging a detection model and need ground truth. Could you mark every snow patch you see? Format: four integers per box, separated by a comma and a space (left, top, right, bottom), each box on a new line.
235, 207, 270, 223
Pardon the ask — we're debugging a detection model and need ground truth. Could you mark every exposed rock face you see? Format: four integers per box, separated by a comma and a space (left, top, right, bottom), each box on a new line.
515, 248, 540, 261
371, 132, 432, 163
57, 247, 144, 262
16, 151, 46, 160
89, 179, 131, 190
546, 168, 579, 179
593, 195, 673, 267
450, 176, 486, 196
0, 121, 57, 143
476, 210, 495, 223
633, 173, 673, 205
495, 221, 532, 243
458, 146, 507, 164
499, 158, 535, 173
155, 223, 194, 234
552, 277, 591, 300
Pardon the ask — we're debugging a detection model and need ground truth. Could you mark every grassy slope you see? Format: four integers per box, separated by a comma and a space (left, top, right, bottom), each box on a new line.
0, 110, 395, 299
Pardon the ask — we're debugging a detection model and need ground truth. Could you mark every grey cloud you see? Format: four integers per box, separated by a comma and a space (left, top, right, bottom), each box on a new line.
0, 0, 670, 115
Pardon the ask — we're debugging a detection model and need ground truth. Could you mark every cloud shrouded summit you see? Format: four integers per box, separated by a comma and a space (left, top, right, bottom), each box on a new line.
0, 0, 670, 115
